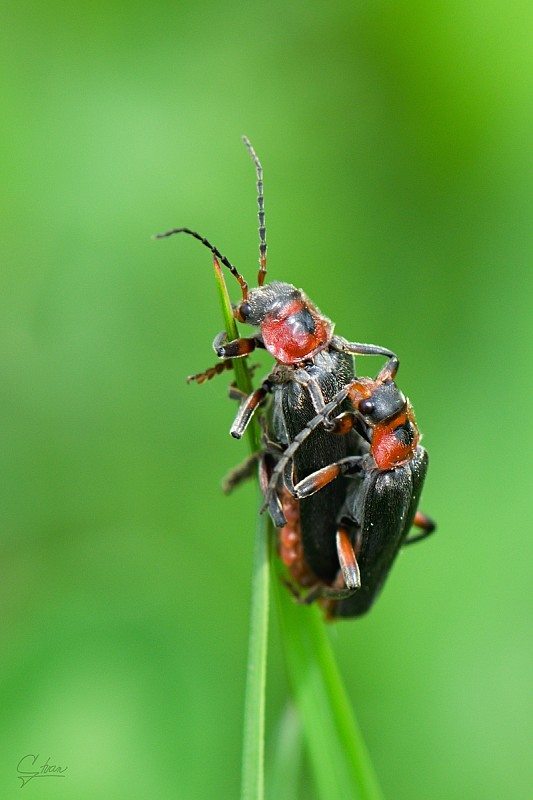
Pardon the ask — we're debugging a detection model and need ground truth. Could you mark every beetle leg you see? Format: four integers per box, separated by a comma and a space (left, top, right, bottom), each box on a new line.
212, 330, 265, 359
331, 336, 399, 376
260, 388, 351, 512
335, 526, 361, 591
327, 410, 356, 435
301, 530, 362, 602
283, 529, 362, 604
314, 575, 357, 602
257, 417, 287, 527
300, 583, 326, 604
280, 577, 304, 601
332, 411, 371, 443
230, 381, 272, 439
281, 579, 336, 606
228, 385, 248, 402
223, 445, 286, 527
375, 354, 400, 383
404, 510, 436, 545
280, 578, 328, 605
330, 335, 397, 361
258, 451, 286, 528
222, 417, 278, 493
222, 452, 260, 494
292, 370, 357, 433
291, 368, 330, 415
292, 456, 364, 499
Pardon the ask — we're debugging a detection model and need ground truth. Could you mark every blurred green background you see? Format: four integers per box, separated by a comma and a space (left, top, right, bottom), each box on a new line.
1, 1, 531, 798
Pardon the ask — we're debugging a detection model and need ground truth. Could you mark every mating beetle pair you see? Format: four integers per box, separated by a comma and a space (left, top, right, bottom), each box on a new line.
263, 354, 435, 617
156, 137, 435, 618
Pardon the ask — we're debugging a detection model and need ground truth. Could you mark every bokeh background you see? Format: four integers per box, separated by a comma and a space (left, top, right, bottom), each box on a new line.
1, 2, 531, 798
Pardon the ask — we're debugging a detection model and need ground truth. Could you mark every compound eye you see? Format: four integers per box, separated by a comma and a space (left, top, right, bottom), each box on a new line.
358, 398, 375, 416
238, 302, 251, 321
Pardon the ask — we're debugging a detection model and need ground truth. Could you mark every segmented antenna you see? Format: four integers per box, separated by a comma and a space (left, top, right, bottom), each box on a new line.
153, 227, 248, 302
242, 136, 267, 286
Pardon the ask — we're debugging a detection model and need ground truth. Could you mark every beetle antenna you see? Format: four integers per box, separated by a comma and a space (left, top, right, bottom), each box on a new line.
153, 227, 248, 301
242, 136, 267, 286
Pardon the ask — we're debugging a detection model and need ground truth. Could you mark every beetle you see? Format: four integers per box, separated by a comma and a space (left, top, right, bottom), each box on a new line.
264, 355, 435, 617
155, 137, 397, 585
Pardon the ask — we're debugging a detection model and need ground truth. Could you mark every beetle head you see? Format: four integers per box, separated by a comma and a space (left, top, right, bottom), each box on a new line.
357, 382, 406, 424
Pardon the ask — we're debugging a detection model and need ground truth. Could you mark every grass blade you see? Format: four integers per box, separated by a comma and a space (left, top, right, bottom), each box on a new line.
272, 551, 384, 800
241, 500, 270, 800
266, 701, 303, 800
212, 258, 268, 800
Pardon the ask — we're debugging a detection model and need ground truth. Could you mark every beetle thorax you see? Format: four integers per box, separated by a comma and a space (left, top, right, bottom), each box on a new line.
371, 404, 419, 470
240, 281, 333, 365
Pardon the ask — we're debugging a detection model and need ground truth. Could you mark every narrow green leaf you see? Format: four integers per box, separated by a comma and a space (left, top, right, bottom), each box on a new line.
266, 701, 303, 800
212, 257, 259, 453
272, 551, 384, 800
212, 257, 268, 800
241, 498, 270, 800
